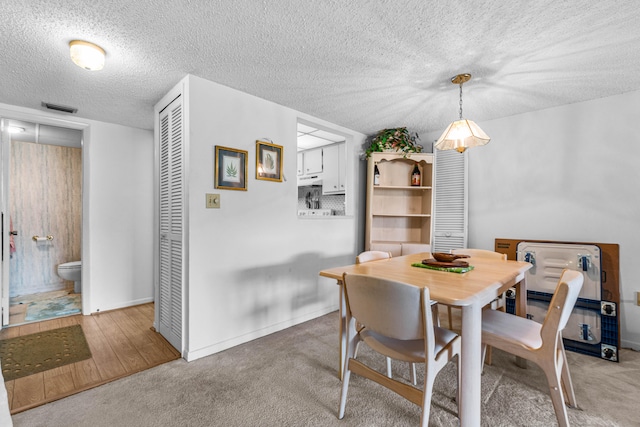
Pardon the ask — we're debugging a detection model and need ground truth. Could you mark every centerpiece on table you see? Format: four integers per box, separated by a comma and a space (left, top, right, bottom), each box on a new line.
364, 127, 423, 158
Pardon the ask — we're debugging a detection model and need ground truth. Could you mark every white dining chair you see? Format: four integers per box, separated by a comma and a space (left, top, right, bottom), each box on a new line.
339, 273, 461, 426
481, 269, 584, 427
355, 250, 391, 264
355, 251, 402, 381
355, 250, 438, 385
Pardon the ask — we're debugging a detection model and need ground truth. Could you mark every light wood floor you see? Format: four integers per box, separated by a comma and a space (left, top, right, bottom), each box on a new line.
0, 303, 180, 414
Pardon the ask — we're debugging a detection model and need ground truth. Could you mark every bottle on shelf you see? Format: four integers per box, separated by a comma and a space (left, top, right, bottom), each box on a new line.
411, 163, 421, 186
373, 163, 380, 186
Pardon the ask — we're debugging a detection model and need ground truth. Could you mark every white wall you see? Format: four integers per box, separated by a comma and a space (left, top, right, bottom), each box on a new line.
180, 75, 365, 360
428, 90, 640, 349
86, 120, 154, 312
0, 102, 155, 315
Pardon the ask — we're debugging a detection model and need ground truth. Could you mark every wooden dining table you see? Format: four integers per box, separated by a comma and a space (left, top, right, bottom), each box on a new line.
319, 252, 532, 427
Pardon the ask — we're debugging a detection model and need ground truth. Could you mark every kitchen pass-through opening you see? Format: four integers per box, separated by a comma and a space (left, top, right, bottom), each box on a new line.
297, 121, 346, 217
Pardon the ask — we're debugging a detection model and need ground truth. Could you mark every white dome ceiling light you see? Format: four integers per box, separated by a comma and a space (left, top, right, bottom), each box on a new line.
69, 40, 105, 71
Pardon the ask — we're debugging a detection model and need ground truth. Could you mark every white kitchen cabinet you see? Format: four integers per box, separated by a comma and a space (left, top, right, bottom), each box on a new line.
297, 152, 304, 176
302, 148, 323, 175
322, 143, 345, 195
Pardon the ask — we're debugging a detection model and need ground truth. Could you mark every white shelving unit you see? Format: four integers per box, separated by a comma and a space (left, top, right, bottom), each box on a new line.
365, 152, 434, 256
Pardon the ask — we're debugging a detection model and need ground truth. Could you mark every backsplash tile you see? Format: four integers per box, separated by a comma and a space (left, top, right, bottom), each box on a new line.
297, 185, 345, 215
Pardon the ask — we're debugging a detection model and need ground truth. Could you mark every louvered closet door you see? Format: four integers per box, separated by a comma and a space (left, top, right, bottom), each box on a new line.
433, 149, 467, 252
158, 96, 183, 352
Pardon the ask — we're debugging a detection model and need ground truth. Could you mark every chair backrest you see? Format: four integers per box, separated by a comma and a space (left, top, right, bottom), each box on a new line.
451, 248, 507, 260
342, 273, 432, 342
400, 243, 431, 256
356, 251, 391, 264
540, 269, 584, 342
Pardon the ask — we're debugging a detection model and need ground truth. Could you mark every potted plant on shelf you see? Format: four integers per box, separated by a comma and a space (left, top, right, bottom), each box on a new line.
364, 127, 423, 158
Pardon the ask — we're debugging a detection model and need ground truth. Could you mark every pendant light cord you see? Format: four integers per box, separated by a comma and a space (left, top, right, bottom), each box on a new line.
459, 83, 464, 120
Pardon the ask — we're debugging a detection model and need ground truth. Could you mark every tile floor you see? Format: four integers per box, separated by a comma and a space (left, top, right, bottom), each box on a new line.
9, 290, 81, 326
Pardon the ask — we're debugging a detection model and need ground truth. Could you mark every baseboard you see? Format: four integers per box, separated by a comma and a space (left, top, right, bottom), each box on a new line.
184, 306, 337, 362
89, 297, 154, 314
621, 339, 640, 351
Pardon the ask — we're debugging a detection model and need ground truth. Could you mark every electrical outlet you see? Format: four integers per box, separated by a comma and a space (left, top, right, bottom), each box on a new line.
206, 193, 220, 208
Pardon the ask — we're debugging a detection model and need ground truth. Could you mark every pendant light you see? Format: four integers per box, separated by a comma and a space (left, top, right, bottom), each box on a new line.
69, 40, 106, 71
434, 73, 490, 153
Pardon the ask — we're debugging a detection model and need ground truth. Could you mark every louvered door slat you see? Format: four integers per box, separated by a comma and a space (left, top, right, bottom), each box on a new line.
160, 114, 170, 234
157, 95, 183, 352
159, 239, 171, 329
170, 240, 182, 339
433, 149, 467, 253
170, 106, 183, 236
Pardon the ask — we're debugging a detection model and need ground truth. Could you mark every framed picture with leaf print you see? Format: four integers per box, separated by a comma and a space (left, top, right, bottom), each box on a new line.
215, 146, 248, 190
256, 140, 283, 182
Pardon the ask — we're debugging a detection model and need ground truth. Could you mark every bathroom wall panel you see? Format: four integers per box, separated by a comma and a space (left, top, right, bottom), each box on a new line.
9, 140, 82, 297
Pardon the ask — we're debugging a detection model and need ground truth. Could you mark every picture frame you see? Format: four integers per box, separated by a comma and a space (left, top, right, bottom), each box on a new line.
215, 146, 248, 191
256, 140, 283, 182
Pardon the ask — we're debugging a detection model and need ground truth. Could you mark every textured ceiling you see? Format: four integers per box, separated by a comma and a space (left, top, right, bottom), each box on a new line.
2, 1, 640, 139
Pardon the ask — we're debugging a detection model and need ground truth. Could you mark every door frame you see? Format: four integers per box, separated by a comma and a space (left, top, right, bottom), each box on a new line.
0, 107, 90, 327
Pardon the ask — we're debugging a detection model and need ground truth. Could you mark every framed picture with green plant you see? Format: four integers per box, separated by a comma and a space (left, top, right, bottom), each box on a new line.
256, 140, 283, 182
215, 146, 248, 190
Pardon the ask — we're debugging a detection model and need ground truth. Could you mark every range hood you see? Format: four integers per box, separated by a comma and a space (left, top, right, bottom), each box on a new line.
297, 174, 323, 186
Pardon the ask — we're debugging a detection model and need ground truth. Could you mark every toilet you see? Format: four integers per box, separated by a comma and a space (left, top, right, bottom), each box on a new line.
58, 261, 82, 293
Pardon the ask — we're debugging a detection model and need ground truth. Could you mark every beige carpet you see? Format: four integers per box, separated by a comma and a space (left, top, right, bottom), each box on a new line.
11, 312, 639, 426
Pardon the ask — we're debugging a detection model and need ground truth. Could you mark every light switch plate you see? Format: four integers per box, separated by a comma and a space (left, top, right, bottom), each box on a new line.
206, 193, 220, 208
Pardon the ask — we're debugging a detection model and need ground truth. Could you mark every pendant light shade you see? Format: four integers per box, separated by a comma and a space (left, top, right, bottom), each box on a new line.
434, 73, 489, 153
435, 119, 490, 153
69, 40, 105, 71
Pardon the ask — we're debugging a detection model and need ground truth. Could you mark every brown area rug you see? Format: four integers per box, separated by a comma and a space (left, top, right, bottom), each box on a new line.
0, 324, 91, 381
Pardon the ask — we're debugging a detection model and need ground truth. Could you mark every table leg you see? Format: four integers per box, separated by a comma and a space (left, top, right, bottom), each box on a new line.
460, 303, 482, 427
515, 277, 526, 317
338, 281, 346, 380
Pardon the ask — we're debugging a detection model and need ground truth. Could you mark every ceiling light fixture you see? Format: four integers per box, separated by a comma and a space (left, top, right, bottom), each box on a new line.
69, 40, 105, 71
434, 73, 490, 153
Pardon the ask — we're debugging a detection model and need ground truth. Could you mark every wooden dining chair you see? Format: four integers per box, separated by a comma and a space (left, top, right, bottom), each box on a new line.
355, 250, 437, 385
355, 251, 398, 381
481, 269, 584, 427
339, 273, 461, 426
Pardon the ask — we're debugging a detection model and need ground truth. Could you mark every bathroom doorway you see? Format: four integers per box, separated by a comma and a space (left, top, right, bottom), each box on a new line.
0, 118, 83, 326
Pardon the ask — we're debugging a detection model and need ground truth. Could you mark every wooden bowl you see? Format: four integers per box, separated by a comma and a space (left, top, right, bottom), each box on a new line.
422, 259, 470, 268
432, 252, 469, 263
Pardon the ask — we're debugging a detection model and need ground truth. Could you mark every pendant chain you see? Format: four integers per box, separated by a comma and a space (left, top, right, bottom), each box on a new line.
458, 83, 464, 120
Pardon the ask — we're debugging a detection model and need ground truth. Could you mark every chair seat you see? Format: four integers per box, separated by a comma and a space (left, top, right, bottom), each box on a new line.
361, 326, 459, 362
482, 308, 542, 349
480, 269, 584, 427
